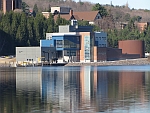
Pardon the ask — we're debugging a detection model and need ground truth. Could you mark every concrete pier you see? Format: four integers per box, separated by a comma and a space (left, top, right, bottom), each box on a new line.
65, 58, 150, 66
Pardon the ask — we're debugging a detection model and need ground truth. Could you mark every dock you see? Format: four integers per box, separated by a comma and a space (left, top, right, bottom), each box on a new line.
41, 62, 68, 66
16, 62, 68, 67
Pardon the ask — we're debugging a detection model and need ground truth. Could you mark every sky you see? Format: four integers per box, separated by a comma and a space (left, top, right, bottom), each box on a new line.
85, 0, 150, 10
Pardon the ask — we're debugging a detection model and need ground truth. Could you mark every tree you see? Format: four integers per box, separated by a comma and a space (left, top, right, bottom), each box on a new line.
46, 13, 55, 33
16, 25, 22, 46
78, 20, 89, 26
33, 4, 38, 15
19, 13, 28, 46
92, 3, 108, 17
21, 2, 29, 12
123, 13, 130, 21
47, 4, 51, 12
34, 13, 46, 44
27, 17, 35, 45
136, 16, 142, 22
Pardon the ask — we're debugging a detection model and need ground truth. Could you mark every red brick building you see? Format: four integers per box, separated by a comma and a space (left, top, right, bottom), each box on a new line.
0, 0, 21, 14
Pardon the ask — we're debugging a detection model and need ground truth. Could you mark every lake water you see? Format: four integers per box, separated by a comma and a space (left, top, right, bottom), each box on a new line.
0, 65, 150, 113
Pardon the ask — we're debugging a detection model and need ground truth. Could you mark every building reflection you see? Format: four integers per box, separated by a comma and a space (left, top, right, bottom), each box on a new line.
16, 67, 42, 92
41, 67, 80, 112
0, 68, 16, 86
0, 66, 149, 113
0, 68, 16, 113
40, 67, 148, 112
15, 67, 42, 113
118, 72, 146, 107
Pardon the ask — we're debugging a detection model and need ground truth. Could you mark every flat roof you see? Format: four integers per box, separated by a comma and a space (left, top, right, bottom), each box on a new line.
46, 32, 80, 36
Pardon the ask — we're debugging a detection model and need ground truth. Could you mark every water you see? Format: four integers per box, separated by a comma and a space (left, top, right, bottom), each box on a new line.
0, 66, 150, 113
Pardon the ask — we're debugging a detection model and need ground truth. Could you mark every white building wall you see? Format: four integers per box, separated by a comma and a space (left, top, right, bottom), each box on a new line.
94, 32, 107, 47
16, 47, 41, 63
51, 6, 71, 14
51, 7, 60, 13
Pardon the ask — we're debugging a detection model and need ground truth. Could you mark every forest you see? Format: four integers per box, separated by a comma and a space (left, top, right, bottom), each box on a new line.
0, 2, 150, 55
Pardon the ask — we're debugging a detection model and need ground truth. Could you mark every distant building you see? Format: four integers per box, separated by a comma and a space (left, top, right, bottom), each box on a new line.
42, 8, 101, 24
0, 0, 22, 14
73, 11, 101, 24
115, 22, 128, 30
51, 6, 71, 14
42, 12, 50, 18
136, 22, 150, 33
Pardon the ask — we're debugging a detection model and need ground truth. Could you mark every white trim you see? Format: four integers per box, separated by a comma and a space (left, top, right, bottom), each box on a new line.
46, 32, 80, 36
42, 12, 50, 14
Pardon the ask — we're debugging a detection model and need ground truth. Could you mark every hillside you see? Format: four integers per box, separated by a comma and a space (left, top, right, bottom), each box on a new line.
23, 0, 150, 22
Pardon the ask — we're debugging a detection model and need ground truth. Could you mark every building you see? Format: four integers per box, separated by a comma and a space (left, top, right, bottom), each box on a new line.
0, 0, 22, 14
16, 47, 56, 64
42, 6, 72, 19
115, 22, 128, 30
119, 40, 145, 58
73, 11, 101, 24
41, 31, 107, 63
41, 32, 80, 63
94, 32, 107, 47
40, 20, 107, 63
42, 8, 101, 24
16, 21, 144, 63
51, 6, 71, 14
16, 19, 108, 63
136, 22, 150, 33
59, 20, 93, 32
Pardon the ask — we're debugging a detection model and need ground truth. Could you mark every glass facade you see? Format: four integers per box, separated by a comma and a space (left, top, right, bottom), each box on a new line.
84, 36, 90, 60
64, 50, 76, 56
64, 39, 79, 49
56, 40, 63, 48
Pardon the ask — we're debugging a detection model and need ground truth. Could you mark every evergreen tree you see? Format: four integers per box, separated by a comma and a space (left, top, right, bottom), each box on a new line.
19, 13, 28, 46
16, 25, 22, 46
46, 13, 54, 33
47, 4, 51, 12
21, 2, 29, 12
27, 17, 35, 45
33, 4, 39, 14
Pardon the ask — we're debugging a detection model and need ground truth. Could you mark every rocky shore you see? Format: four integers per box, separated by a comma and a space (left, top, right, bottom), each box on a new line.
65, 58, 150, 66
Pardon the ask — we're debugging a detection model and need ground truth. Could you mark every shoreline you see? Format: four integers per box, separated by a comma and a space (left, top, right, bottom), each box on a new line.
0, 58, 150, 67
65, 58, 150, 66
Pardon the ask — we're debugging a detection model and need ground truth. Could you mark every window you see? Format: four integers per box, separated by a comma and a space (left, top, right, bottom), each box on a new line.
64, 39, 78, 49
56, 40, 63, 48
103, 37, 106, 40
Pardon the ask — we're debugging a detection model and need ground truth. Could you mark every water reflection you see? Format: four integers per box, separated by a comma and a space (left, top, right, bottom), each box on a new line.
0, 66, 150, 113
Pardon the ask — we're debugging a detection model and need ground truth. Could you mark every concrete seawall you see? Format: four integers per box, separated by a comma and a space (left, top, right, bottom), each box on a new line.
65, 58, 150, 66
1, 58, 150, 67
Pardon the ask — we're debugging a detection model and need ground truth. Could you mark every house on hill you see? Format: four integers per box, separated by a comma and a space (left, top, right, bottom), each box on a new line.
53, 10, 76, 21
42, 6, 101, 24
73, 11, 101, 24
135, 22, 150, 33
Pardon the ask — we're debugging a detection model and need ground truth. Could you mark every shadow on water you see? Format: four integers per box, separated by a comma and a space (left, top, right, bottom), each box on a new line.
0, 66, 150, 113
